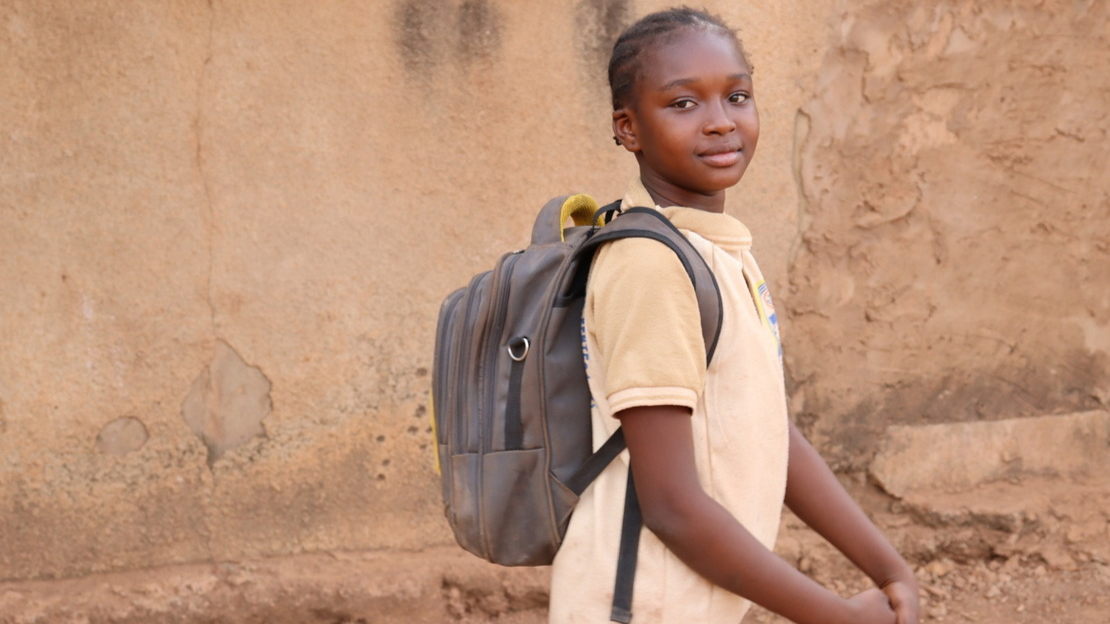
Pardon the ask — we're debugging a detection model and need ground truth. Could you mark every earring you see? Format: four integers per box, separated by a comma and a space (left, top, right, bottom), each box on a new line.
613, 136, 622, 146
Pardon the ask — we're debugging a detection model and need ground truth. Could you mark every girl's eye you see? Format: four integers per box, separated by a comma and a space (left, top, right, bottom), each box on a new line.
729, 92, 750, 104
671, 99, 696, 110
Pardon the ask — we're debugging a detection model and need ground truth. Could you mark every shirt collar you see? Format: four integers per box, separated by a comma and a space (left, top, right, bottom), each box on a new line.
621, 177, 753, 253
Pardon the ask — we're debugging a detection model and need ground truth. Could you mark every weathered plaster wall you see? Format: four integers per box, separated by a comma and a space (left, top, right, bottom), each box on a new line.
5, 0, 1105, 587
786, 0, 1110, 469
0, 0, 836, 581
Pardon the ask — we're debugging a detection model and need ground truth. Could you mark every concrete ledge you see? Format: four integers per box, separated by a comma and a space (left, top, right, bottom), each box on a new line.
870, 411, 1110, 499
0, 548, 549, 624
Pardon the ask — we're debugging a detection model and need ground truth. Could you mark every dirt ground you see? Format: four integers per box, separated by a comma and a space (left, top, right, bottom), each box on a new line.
745, 477, 1110, 624
2, 474, 1106, 624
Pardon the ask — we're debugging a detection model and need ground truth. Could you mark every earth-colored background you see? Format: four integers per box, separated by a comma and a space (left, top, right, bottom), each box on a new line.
1, 0, 1107, 622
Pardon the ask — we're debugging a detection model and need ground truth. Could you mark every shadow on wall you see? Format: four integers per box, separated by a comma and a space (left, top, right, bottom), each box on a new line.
392, 0, 630, 78
394, 0, 502, 71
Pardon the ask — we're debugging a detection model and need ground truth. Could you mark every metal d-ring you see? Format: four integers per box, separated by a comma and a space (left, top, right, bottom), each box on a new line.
507, 337, 530, 362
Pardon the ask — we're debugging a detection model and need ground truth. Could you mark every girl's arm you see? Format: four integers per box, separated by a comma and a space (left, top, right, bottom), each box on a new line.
619, 405, 897, 624
784, 422, 921, 624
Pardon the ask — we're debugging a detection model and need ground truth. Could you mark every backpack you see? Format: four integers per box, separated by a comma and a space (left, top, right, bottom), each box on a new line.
431, 193, 722, 622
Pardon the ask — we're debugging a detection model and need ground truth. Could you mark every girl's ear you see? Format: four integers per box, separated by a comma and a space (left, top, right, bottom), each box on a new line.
612, 108, 640, 152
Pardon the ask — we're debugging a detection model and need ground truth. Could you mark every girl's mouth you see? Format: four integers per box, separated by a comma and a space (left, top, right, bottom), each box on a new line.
700, 148, 742, 167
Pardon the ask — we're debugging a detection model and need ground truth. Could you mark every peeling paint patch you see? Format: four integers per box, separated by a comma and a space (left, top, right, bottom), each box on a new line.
181, 340, 272, 465
95, 417, 149, 456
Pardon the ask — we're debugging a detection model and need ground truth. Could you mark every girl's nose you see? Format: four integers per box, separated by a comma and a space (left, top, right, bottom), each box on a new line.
703, 102, 736, 135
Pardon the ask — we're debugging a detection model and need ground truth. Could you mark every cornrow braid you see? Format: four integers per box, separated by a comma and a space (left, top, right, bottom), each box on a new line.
608, 7, 749, 111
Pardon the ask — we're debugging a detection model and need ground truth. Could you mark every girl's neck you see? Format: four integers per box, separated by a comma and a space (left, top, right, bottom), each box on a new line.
640, 174, 727, 213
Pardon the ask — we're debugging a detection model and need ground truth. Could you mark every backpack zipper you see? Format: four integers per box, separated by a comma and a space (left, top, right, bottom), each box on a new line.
435, 289, 465, 449
479, 250, 523, 453
456, 271, 490, 451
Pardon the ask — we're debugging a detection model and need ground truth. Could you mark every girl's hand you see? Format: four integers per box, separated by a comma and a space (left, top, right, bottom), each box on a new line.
843, 588, 896, 624
881, 579, 921, 624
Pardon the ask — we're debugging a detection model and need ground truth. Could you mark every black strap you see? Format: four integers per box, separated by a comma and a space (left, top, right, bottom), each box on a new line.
504, 355, 525, 450
563, 429, 641, 621
615, 208, 724, 365
572, 202, 721, 622
567, 207, 724, 365
590, 200, 623, 231
610, 469, 642, 623
565, 428, 626, 496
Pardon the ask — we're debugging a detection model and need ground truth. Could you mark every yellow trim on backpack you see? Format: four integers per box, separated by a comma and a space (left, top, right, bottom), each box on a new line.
559, 194, 602, 242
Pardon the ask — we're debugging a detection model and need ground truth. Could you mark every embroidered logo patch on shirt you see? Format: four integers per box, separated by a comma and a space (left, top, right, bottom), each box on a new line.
754, 280, 783, 363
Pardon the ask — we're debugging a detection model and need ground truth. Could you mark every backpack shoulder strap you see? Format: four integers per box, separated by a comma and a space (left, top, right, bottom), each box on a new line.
570, 202, 724, 624
576, 205, 723, 365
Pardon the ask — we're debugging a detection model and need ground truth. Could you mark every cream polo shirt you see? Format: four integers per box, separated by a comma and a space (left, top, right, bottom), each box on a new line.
549, 178, 790, 624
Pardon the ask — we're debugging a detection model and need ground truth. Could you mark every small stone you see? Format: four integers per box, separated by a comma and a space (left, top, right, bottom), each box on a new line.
884, 514, 911, 528
923, 584, 948, 599
1066, 525, 1088, 543
1037, 543, 1077, 571
925, 560, 950, 577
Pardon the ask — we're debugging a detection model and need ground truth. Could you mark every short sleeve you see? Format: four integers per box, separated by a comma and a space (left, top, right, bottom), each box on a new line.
585, 237, 707, 415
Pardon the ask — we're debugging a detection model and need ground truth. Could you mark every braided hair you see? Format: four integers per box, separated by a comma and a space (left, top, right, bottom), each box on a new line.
608, 7, 749, 111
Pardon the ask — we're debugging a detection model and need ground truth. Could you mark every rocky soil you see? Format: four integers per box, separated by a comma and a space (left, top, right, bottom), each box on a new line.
2, 471, 1107, 624
748, 475, 1110, 624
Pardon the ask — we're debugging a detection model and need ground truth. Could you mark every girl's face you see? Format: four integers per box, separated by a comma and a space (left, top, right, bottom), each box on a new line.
613, 30, 759, 212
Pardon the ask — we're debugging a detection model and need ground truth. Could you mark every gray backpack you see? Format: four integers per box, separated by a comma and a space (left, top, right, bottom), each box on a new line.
432, 194, 721, 622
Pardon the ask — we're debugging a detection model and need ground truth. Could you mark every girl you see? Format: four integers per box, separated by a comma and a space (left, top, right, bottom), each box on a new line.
549, 8, 920, 624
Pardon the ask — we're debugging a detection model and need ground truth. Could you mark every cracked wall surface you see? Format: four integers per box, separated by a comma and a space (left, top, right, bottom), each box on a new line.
2, 0, 1105, 584
785, 0, 1110, 470
0, 0, 834, 580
